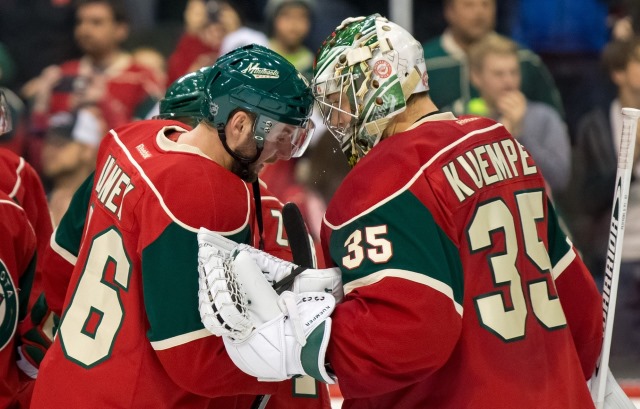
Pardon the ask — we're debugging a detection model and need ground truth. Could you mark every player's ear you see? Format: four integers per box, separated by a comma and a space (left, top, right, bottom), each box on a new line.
226, 111, 254, 142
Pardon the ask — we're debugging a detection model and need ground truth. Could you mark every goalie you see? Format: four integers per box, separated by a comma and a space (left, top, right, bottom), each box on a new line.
197, 14, 618, 409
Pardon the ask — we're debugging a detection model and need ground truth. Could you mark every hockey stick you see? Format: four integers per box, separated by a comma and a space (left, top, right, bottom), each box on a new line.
252, 202, 317, 409
272, 202, 316, 294
282, 202, 315, 268
590, 107, 640, 409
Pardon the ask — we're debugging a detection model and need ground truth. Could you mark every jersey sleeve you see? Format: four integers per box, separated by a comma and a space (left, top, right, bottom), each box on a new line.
42, 173, 94, 316
546, 199, 603, 378
0, 195, 37, 407
139, 171, 283, 398
323, 188, 463, 398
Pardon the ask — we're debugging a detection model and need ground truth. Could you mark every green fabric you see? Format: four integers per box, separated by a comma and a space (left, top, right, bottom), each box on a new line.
55, 172, 95, 256
329, 190, 464, 305
300, 323, 327, 382
142, 222, 251, 342
18, 254, 36, 321
546, 198, 572, 267
0, 43, 16, 86
422, 36, 565, 118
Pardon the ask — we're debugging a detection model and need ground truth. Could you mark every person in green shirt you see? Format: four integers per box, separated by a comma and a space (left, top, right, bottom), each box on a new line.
422, 0, 564, 117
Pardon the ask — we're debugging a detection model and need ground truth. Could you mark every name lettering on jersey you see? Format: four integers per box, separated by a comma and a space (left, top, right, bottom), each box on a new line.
442, 139, 537, 202
95, 155, 135, 220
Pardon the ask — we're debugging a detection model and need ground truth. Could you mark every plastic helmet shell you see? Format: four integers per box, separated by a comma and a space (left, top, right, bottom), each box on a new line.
201, 44, 314, 130
157, 66, 212, 121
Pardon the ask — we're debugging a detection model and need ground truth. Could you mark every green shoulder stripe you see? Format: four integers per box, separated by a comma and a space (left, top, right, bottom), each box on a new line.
55, 172, 95, 256
546, 198, 572, 268
329, 190, 464, 305
143, 222, 250, 343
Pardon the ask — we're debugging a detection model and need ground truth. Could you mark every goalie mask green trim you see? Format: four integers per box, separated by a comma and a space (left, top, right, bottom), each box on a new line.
313, 14, 429, 167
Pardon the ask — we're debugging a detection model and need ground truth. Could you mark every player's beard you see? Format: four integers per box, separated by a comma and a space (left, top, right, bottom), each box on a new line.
231, 159, 259, 183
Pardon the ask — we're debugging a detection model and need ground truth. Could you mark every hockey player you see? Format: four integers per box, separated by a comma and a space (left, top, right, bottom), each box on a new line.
31, 44, 322, 408
0, 90, 40, 408
201, 15, 604, 409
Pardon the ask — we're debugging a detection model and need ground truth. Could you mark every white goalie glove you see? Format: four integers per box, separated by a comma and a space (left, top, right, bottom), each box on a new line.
197, 227, 343, 302
197, 230, 336, 383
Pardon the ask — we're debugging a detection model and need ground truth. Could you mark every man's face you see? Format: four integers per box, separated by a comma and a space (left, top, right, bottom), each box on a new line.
273, 5, 311, 49
41, 136, 86, 179
445, 0, 495, 45
75, 3, 126, 57
472, 53, 521, 107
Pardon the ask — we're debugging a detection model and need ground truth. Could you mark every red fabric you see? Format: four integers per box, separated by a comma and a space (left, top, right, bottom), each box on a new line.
31, 121, 329, 408
167, 34, 218, 86
0, 148, 53, 309
322, 115, 602, 408
0, 191, 37, 408
49, 56, 161, 129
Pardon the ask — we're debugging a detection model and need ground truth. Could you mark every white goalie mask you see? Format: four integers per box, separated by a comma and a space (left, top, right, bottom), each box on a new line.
312, 14, 429, 167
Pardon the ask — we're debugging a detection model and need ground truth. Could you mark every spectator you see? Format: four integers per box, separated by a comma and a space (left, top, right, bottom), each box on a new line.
215, 0, 268, 55
0, 0, 79, 90
467, 33, 571, 197
422, 0, 564, 117
265, 0, 315, 79
565, 37, 640, 378
510, 0, 610, 138
166, 0, 225, 85
22, 0, 163, 131
41, 107, 104, 226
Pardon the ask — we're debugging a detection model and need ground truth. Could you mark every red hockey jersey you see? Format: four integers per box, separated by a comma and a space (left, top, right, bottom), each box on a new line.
321, 113, 602, 408
31, 120, 329, 408
0, 148, 53, 309
0, 191, 37, 407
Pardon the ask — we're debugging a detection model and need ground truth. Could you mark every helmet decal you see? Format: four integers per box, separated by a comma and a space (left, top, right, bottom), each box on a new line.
240, 62, 280, 79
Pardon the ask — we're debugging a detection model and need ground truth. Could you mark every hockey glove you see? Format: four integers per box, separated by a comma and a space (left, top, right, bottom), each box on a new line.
221, 252, 335, 384
197, 227, 343, 302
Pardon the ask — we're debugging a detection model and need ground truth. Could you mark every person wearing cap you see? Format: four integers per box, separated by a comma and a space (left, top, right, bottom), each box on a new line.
41, 106, 104, 226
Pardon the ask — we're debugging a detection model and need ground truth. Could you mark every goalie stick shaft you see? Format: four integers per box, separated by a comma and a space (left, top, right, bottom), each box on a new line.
590, 107, 640, 408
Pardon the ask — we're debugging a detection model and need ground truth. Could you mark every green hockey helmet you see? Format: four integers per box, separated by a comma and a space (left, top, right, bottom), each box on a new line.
155, 66, 212, 127
313, 14, 429, 167
201, 44, 315, 159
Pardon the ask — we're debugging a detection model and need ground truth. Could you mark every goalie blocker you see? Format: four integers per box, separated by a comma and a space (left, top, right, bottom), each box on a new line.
197, 228, 337, 384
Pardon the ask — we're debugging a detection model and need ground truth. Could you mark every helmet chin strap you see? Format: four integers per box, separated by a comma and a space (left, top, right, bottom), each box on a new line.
217, 125, 263, 180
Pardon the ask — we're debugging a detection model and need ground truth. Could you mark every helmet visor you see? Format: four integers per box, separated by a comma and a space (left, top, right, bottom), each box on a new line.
0, 90, 12, 135
256, 115, 315, 160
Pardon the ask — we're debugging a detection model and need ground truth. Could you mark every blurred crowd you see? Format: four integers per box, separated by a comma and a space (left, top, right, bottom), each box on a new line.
1, 0, 640, 380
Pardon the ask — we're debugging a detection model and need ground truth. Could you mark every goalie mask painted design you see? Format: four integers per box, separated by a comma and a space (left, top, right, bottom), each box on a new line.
313, 14, 429, 166
202, 44, 316, 159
